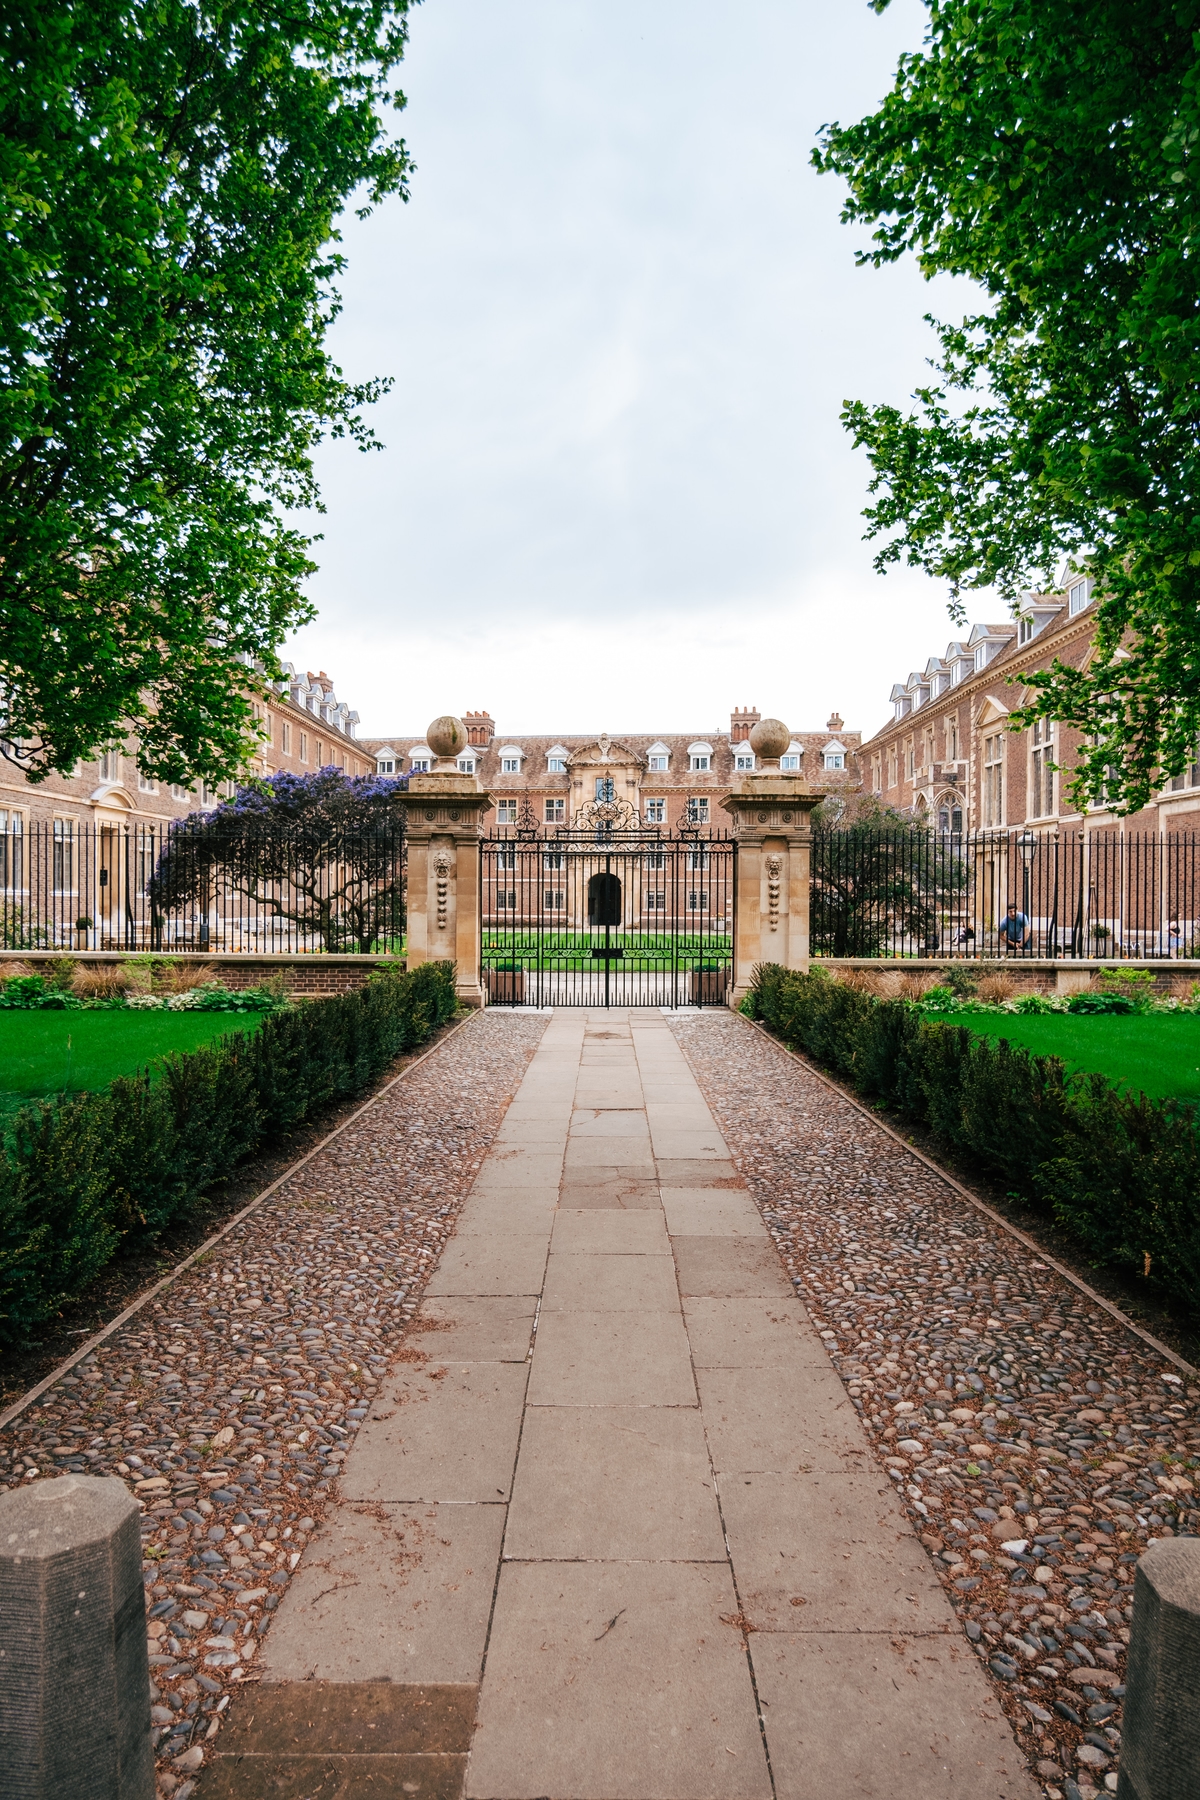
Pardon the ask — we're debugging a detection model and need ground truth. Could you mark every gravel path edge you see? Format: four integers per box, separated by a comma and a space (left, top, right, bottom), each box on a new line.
0, 1011, 479, 1435
745, 1016, 1196, 1381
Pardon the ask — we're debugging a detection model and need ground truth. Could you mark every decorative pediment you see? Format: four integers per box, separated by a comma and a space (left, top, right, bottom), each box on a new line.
975, 695, 1010, 727
568, 737, 644, 769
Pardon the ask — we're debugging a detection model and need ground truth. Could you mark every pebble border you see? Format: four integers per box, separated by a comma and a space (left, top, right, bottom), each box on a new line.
0, 1009, 548, 1797
671, 1008, 1200, 1800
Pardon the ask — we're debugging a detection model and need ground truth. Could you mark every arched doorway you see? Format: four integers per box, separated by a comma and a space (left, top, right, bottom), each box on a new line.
588, 871, 622, 926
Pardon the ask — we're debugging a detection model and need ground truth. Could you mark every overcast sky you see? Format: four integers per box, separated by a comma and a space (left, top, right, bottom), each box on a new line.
284, 0, 982, 744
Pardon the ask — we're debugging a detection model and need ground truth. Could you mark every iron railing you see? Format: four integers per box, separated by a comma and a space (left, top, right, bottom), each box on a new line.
811, 827, 1200, 959
0, 818, 407, 955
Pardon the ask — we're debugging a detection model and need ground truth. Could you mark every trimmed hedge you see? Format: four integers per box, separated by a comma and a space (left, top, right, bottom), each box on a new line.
0, 960, 457, 1346
748, 963, 1200, 1323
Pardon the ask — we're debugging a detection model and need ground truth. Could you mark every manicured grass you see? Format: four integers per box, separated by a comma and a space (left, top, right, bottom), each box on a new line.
0, 1010, 266, 1105
924, 1011, 1200, 1102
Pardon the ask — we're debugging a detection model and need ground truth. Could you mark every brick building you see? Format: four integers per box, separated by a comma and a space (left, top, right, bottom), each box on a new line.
0, 662, 370, 836
862, 574, 1200, 837
362, 706, 862, 832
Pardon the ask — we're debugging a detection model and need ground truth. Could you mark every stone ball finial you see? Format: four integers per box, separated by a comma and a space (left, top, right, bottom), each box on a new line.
426, 715, 468, 760
749, 717, 790, 759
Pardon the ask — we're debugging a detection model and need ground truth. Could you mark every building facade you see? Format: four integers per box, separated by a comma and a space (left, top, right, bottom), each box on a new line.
862, 576, 1200, 839
362, 706, 862, 833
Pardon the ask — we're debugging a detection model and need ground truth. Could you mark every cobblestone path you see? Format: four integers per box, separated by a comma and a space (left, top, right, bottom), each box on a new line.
0, 1009, 548, 1798
671, 1008, 1200, 1800
207, 1009, 1035, 1800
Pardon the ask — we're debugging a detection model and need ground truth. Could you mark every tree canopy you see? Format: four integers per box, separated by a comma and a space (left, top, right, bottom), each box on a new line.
1, 0, 412, 784
151, 767, 409, 952
815, 0, 1200, 812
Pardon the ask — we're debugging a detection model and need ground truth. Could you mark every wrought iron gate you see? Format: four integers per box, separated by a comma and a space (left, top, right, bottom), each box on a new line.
480, 812, 735, 1007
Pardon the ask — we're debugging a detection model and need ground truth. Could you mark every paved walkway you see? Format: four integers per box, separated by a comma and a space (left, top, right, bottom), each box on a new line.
211, 1011, 1035, 1799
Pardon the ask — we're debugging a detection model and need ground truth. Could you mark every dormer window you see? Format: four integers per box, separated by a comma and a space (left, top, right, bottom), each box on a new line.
974, 643, 990, 672
688, 741, 713, 772
457, 757, 476, 774
377, 758, 395, 775
497, 745, 525, 774
410, 758, 430, 773
733, 744, 755, 771
546, 744, 569, 772
1069, 578, 1090, 616
1017, 616, 1034, 645
780, 743, 803, 771
407, 743, 432, 773
646, 741, 670, 772
822, 740, 847, 771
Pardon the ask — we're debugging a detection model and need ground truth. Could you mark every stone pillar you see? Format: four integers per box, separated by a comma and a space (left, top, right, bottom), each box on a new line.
405, 714, 491, 1008
1116, 1537, 1200, 1800
720, 718, 827, 1007
0, 1473, 154, 1799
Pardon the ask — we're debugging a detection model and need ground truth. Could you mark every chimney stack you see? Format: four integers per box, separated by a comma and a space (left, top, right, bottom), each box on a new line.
730, 704, 761, 742
826, 711, 844, 733
464, 710, 495, 748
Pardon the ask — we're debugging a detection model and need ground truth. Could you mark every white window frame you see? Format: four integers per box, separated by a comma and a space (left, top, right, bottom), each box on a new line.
1069, 578, 1090, 616
547, 756, 566, 772
457, 757, 476, 774
496, 799, 518, 824
644, 797, 666, 824
544, 797, 565, 823
500, 757, 520, 774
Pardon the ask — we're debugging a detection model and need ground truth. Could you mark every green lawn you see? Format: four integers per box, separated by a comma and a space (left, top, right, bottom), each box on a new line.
924, 1011, 1200, 1102
0, 1010, 266, 1110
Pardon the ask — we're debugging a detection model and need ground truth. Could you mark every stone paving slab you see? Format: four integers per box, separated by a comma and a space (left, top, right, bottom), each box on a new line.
718, 1468, 948, 1631
465, 1561, 772, 1800
671, 1235, 795, 1298
343, 1362, 529, 1502
751, 1634, 1034, 1800
504, 1407, 725, 1560
260, 1500, 507, 1684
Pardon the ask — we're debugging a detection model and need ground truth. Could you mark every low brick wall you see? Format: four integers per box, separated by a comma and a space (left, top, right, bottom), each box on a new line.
821, 956, 1200, 997
1, 951, 399, 995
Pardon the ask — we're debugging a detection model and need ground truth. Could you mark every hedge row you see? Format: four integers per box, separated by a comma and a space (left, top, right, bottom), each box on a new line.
0, 960, 458, 1347
748, 963, 1200, 1323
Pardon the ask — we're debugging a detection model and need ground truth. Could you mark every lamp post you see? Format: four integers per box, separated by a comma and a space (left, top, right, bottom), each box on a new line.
1016, 830, 1037, 946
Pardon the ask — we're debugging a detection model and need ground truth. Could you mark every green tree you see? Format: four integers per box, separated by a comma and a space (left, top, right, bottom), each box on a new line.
149, 767, 409, 952
815, 0, 1200, 813
811, 796, 966, 956
1, 0, 412, 785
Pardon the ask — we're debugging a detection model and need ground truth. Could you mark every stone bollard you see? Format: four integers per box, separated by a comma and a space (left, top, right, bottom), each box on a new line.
0, 1473, 154, 1799
1116, 1537, 1200, 1800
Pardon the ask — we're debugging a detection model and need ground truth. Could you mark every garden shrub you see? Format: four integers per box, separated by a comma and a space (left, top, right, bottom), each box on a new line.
751, 963, 1200, 1322
0, 960, 457, 1345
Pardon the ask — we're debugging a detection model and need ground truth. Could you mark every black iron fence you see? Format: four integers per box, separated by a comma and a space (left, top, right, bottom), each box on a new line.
811, 827, 1200, 959
0, 818, 407, 955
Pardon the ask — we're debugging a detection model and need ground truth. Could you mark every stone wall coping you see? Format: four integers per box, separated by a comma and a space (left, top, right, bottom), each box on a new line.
822, 957, 1200, 973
